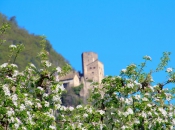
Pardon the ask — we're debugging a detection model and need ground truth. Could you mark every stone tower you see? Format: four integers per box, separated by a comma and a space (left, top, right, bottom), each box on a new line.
82, 52, 104, 83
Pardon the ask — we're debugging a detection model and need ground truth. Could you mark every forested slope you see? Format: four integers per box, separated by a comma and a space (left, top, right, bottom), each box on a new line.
0, 13, 68, 70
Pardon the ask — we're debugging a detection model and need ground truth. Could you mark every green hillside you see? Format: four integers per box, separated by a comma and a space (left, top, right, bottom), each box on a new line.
0, 13, 83, 106
0, 13, 68, 70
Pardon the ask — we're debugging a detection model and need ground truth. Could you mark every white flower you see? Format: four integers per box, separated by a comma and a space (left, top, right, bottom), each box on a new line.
127, 83, 134, 88
165, 93, 172, 101
45, 60, 52, 67
76, 105, 82, 109
121, 69, 127, 73
125, 98, 133, 105
149, 85, 154, 92
170, 125, 174, 130
36, 103, 42, 108
69, 106, 74, 111
78, 123, 82, 128
37, 86, 44, 91
150, 76, 154, 82
60, 106, 67, 111
11, 94, 18, 101
44, 101, 49, 107
148, 112, 152, 116
30, 63, 36, 68
11, 64, 18, 68
127, 108, 134, 115
169, 104, 173, 111
100, 124, 104, 130
57, 84, 65, 91
13, 70, 19, 77
158, 108, 167, 117
9, 44, 17, 49
52, 95, 61, 102
14, 123, 19, 129
8, 117, 15, 123
44, 112, 55, 120
123, 111, 129, 117
7, 108, 15, 117
167, 68, 173, 73
134, 81, 142, 88
52, 84, 65, 93
154, 98, 159, 102
118, 110, 121, 116
43, 93, 49, 98
24, 94, 28, 97
172, 119, 175, 125
147, 104, 152, 107
15, 117, 21, 124
49, 125, 56, 130
123, 108, 133, 117
141, 112, 147, 118
142, 97, 149, 101
2, 84, 11, 96
119, 97, 124, 102
51, 86, 58, 93
143, 55, 152, 61
121, 125, 127, 130
25, 99, 33, 106
55, 104, 61, 109
169, 112, 173, 117
154, 111, 158, 116
87, 107, 93, 113
27, 111, 31, 117
98, 110, 105, 115
144, 93, 150, 96
83, 113, 88, 118
117, 76, 121, 79
22, 126, 27, 130
157, 117, 163, 123
134, 95, 140, 100
56, 66, 61, 73
131, 63, 136, 67
6, 76, 15, 81
134, 119, 140, 124
0, 63, 8, 68
60, 84, 65, 91
20, 104, 26, 111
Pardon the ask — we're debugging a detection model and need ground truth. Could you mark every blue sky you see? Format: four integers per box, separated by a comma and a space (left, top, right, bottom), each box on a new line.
0, 0, 175, 85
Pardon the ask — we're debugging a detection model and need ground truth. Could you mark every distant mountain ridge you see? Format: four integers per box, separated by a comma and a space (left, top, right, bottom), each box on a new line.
0, 13, 69, 70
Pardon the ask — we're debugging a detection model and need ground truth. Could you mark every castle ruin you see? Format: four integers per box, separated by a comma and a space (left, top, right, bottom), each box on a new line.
82, 52, 104, 83
60, 52, 104, 98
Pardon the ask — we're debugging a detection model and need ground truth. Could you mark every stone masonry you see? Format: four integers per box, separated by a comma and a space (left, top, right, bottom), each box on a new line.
80, 52, 104, 100
60, 52, 104, 100
82, 52, 104, 83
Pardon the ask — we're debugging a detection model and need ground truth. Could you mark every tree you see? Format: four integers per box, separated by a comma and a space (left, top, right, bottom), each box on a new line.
9, 16, 17, 26
0, 24, 175, 129
57, 53, 175, 129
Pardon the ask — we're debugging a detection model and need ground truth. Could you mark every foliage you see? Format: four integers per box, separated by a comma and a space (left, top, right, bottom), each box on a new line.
87, 79, 93, 82
0, 23, 175, 130
0, 13, 68, 71
61, 84, 83, 107
0, 26, 71, 129
61, 87, 83, 107
72, 84, 83, 96
58, 54, 175, 129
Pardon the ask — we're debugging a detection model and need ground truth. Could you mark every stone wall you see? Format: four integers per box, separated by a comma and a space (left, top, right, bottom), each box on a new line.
82, 52, 98, 79
82, 52, 104, 83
